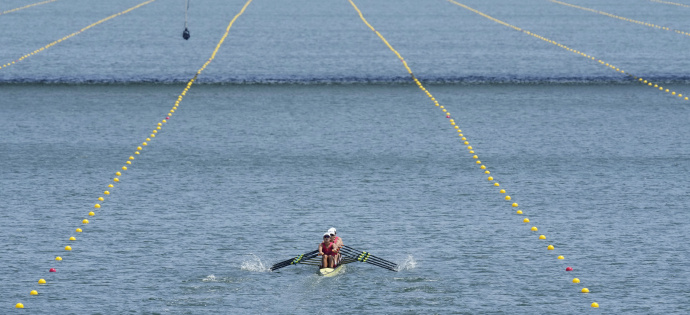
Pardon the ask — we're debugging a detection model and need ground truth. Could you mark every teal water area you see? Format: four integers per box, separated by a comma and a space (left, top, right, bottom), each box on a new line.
2, 0, 690, 313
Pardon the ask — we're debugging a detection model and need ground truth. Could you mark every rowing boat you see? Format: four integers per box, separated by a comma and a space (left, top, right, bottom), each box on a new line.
270, 245, 398, 273
319, 265, 345, 277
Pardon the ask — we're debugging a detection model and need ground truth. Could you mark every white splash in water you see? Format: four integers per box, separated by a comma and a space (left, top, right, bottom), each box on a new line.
396, 255, 417, 271
202, 274, 217, 282
240, 253, 270, 272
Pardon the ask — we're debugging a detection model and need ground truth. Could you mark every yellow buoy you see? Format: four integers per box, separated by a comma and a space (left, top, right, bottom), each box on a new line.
591, 302, 599, 308
523, 218, 530, 223
98, 197, 104, 201
122, 166, 127, 171
108, 184, 114, 188
531, 226, 538, 231
129, 156, 134, 160
137, 146, 142, 150
16, 303, 24, 308
115, 172, 121, 176
547, 245, 554, 250
30, 290, 38, 296
76, 228, 82, 233
516, 210, 523, 214
512, 203, 518, 207
82, 219, 89, 224
557, 255, 564, 260
104, 190, 110, 195
65, 246, 72, 251
493, 183, 499, 186
581, 288, 589, 293
500, 189, 506, 194
94, 204, 101, 209
114, 178, 119, 182
488, 176, 494, 181
55, 256, 62, 261
505, 196, 511, 201
88, 212, 95, 216
69, 236, 76, 241
539, 235, 546, 239
38, 279, 46, 284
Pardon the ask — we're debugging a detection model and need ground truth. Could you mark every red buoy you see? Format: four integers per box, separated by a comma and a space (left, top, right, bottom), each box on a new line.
49, 268, 56, 272
566, 267, 573, 271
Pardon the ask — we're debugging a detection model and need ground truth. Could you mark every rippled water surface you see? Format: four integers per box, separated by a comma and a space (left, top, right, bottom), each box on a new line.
1, 0, 690, 314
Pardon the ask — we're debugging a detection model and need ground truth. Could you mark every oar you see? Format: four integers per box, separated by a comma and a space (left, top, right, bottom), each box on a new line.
340, 246, 398, 271
271, 251, 319, 271
270, 250, 319, 271
342, 250, 398, 270
341, 245, 397, 265
340, 246, 398, 268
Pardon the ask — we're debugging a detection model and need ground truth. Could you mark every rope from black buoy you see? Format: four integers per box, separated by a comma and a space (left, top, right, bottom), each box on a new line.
182, 0, 190, 40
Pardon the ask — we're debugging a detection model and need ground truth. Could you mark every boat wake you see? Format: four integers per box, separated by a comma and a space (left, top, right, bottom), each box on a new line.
396, 255, 417, 271
240, 253, 271, 272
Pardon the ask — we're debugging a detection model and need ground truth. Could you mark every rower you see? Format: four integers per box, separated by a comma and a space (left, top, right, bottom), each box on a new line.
328, 227, 343, 250
328, 227, 343, 265
318, 233, 336, 268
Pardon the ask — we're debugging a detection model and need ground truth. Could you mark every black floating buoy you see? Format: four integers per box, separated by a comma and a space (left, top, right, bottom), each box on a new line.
182, 27, 190, 40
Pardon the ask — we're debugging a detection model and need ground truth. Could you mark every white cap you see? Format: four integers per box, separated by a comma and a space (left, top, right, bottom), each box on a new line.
327, 227, 336, 234
323, 232, 331, 237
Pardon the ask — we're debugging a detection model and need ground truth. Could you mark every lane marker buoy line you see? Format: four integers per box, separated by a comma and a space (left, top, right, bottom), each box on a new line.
347, 0, 599, 309
0, 0, 57, 16
446, 0, 689, 103
649, 0, 690, 7
550, 0, 690, 36
14, 0, 254, 309
1, 0, 156, 71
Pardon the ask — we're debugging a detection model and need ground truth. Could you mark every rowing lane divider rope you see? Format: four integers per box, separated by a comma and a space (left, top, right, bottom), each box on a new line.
13, 0, 254, 310
0, 0, 57, 16
649, 0, 690, 8
550, 0, 690, 37
1, 0, 156, 71
348, 0, 600, 309
446, 0, 689, 103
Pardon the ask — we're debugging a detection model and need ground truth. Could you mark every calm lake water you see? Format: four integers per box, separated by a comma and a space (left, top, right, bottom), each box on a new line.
1, 0, 689, 313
